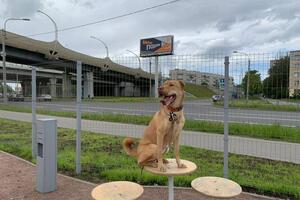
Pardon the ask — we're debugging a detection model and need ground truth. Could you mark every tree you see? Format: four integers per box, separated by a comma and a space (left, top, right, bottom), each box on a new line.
242, 70, 262, 96
0, 83, 14, 93
263, 56, 289, 99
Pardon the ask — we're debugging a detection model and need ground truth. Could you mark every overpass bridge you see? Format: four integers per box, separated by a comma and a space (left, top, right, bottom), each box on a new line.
0, 31, 155, 98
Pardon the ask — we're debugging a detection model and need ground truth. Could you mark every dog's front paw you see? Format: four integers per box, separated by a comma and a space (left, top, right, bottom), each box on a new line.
158, 164, 167, 172
177, 163, 187, 168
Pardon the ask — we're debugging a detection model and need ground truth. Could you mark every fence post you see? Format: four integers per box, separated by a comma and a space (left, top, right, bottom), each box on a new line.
32, 66, 37, 157
154, 56, 159, 98
149, 58, 152, 97
76, 61, 82, 174
223, 56, 229, 178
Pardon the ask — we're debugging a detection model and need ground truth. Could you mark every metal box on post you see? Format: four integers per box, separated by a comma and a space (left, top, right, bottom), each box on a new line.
36, 118, 57, 193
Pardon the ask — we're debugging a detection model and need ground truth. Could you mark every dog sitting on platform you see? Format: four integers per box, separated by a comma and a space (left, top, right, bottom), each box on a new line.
123, 80, 186, 172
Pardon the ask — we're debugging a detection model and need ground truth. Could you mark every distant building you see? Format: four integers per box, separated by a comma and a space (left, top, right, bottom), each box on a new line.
169, 69, 234, 93
289, 50, 300, 97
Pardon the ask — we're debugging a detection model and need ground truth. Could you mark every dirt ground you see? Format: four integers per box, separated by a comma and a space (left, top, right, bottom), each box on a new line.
0, 151, 281, 200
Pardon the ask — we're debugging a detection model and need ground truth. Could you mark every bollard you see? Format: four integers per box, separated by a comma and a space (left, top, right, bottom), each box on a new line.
36, 118, 57, 193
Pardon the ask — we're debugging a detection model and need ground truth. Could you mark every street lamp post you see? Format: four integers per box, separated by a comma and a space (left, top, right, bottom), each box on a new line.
126, 49, 141, 69
1, 18, 30, 103
233, 51, 251, 103
37, 10, 58, 55
90, 36, 109, 58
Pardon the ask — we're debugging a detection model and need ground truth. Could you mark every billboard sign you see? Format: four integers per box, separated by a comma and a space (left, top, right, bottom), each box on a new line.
140, 35, 174, 57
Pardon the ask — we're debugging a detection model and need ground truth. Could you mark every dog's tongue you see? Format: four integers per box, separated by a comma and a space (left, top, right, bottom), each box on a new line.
161, 95, 174, 106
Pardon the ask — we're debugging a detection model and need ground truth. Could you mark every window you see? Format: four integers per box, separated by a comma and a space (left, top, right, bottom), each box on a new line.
177, 75, 183, 80
294, 80, 300, 86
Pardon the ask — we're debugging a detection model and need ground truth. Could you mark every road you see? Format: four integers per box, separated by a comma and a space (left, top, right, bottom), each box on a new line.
4, 99, 300, 126
0, 110, 299, 164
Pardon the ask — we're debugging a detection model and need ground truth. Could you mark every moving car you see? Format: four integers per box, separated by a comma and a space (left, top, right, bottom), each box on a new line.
38, 94, 52, 101
212, 95, 223, 102
38, 94, 52, 102
8, 94, 24, 102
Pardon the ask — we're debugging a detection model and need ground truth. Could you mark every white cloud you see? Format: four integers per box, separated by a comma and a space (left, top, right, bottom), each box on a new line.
0, 0, 299, 57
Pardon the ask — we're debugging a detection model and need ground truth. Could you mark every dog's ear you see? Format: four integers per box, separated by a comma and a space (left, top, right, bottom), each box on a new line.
178, 80, 185, 88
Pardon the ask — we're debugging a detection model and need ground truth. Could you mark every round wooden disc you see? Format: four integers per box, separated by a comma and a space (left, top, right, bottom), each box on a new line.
91, 181, 144, 200
191, 176, 242, 198
144, 159, 197, 176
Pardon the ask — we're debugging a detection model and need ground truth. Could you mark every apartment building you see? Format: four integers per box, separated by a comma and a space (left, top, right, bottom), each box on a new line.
169, 69, 234, 92
289, 50, 300, 97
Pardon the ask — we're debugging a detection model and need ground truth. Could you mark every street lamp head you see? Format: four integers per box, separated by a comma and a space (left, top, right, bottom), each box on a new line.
233, 51, 238, 53
21, 18, 30, 21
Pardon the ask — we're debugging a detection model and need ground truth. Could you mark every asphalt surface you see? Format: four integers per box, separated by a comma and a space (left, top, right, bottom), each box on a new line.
5, 99, 300, 126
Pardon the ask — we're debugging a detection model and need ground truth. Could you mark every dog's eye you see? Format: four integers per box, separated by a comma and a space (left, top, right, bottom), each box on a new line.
169, 84, 174, 87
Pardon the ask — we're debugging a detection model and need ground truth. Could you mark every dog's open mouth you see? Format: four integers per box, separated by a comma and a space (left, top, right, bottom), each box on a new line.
160, 94, 176, 106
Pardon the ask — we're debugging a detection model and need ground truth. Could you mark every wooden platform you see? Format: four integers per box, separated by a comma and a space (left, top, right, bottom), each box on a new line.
91, 181, 144, 200
143, 159, 197, 176
191, 176, 242, 198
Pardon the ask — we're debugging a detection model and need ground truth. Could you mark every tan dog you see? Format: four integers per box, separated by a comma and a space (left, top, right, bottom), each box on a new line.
123, 80, 186, 172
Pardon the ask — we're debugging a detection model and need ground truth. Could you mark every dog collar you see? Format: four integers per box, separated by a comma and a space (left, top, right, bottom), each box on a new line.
167, 105, 183, 112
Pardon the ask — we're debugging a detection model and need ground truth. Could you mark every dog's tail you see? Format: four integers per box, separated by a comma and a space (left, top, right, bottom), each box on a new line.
123, 138, 138, 157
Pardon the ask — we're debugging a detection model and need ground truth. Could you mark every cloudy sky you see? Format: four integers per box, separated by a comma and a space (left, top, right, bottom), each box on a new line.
0, 0, 299, 58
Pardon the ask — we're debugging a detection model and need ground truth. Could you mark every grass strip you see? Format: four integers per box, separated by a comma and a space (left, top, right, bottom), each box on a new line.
184, 83, 215, 98
0, 118, 299, 199
215, 99, 300, 112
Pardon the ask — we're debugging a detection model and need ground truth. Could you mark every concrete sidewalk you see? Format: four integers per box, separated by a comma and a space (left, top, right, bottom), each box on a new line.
0, 110, 299, 164
0, 151, 279, 200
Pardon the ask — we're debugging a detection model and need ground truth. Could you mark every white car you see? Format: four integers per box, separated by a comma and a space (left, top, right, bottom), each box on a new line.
38, 94, 52, 101
212, 95, 223, 102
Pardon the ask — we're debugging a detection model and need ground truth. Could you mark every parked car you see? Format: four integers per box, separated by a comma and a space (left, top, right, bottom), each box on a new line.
212, 95, 223, 102
8, 94, 24, 102
38, 94, 52, 102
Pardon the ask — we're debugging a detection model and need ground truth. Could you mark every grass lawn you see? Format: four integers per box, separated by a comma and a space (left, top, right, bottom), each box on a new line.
281, 98, 300, 103
185, 83, 215, 98
215, 99, 300, 112
0, 103, 300, 143
0, 118, 299, 199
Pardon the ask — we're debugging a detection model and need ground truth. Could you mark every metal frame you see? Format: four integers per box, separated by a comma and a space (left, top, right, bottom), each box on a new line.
223, 56, 229, 178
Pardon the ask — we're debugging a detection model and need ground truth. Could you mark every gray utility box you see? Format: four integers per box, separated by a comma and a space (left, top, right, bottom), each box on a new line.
36, 118, 57, 193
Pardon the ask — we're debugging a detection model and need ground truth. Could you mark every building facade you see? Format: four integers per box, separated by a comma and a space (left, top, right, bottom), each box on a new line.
289, 50, 300, 97
169, 69, 234, 93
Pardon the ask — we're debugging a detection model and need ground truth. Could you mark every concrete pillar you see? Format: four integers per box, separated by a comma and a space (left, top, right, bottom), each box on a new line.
114, 84, 120, 96
83, 71, 94, 98
125, 82, 134, 97
133, 85, 141, 97
62, 73, 72, 98
50, 77, 57, 98
22, 80, 32, 97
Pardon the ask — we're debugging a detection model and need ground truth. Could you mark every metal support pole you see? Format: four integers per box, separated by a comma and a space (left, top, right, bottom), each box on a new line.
246, 59, 250, 103
1, 30, 7, 103
154, 56, 159, 98
149, 58, 152, 97
168, 176, 174, 200
223, 56, 229, 178
32, 67, 37, 157
76, 61, 82, 174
